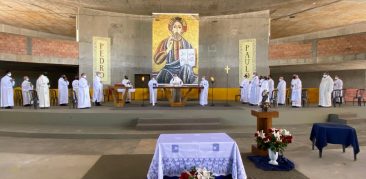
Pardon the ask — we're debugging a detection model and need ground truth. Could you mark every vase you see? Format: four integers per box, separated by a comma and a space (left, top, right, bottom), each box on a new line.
268, 149, 279, 165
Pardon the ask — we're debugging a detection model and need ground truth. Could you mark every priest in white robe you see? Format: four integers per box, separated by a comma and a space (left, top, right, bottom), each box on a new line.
333, 75, 343, 103
259, 76, 269, 105
148, 76, 158, 106
277, 77, 286, 105
170, 74, 183, 86
122, 75, 133, 103
36, 72, 50, 108
72, 76, 79, 99
247, 81, 252, 103
21, 76, 33, 106
268, 75, 274, 100
291, 74, 302, 107
199, 76, 209, 106
0, 71, 15, 109
78, 73, 91, 109
93, 72, 103, 106
170, 74, 183, 102
249, 72, 259, 105
319, 73, 334, 107
240, 74, 250, 104
58, 75, 69, 106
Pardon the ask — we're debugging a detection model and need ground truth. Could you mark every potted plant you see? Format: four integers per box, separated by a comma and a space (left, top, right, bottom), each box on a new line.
254, 128, 293, 165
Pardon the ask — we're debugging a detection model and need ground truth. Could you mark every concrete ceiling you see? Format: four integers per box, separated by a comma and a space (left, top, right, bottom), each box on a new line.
0, 0, 365, 38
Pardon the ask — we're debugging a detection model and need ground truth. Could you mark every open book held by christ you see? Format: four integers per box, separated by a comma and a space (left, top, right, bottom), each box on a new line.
179, 49, 196, 67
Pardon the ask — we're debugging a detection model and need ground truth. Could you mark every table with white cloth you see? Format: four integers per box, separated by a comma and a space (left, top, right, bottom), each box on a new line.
147, 133, 247, 179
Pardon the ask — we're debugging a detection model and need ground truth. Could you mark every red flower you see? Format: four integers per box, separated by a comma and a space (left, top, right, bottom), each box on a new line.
179, 172, 190, 179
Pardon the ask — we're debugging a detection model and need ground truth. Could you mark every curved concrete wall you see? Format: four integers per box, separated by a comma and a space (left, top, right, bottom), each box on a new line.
79, 8, 269, 87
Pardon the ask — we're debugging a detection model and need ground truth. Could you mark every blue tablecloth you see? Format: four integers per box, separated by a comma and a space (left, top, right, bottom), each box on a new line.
310, 123, 360, 156
147, 133, 247, 179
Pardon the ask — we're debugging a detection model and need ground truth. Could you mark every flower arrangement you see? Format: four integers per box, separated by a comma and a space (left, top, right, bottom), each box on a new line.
255, 128, 293, 153
179, 167, 215, 179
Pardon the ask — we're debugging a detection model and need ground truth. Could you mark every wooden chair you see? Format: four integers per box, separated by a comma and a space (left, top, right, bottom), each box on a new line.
352, 89, 365, 106
29, 90, 39, 109
50, 89, 58, 106
332, 89, 345, 107
69, 89, 78, 109
270, 89, 278, 108
14, 88, 23, 106
301, 89, 309, 107
286, 88, 291, 106
103, 88, 109, 102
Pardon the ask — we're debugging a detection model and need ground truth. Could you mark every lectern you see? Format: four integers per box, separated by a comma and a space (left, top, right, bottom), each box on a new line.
251, 110, 279, 156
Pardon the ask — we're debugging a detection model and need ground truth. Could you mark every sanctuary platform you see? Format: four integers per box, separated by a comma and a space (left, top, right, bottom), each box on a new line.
1, 101, 366, 139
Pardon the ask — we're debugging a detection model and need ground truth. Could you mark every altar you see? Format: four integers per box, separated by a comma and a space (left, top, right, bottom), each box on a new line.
154, 85, 202, 107
147, 133, 247, 179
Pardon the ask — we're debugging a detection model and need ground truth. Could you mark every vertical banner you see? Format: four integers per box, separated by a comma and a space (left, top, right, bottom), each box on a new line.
239, 39, 256, 84
152, 13, 199, 84
93, 36, 111, 85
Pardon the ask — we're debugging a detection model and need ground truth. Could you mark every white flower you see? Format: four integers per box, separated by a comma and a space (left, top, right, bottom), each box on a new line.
281, 129, 291, 136
259, 130, 266, 139
197, 168, 213, 179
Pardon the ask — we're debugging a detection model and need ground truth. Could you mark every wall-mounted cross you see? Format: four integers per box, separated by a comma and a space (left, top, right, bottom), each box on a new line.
225, 65, 230, 74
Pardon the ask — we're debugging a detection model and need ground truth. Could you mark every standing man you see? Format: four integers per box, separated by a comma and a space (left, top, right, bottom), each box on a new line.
333, 75, 344, 103
249, 72, 259, 106
268, 75, 274, 100
291, 74, 302, 108
240, 74, 250, 104
122, 75, 133, 103
93, 72, 103, 106
78, 73, 91, 109
319, 72, 334, 107
170, 74, 183, 102
277, 77, 286, 105
21, 76, 33, 106
199, 76, 209, 106
58, 75, 69, 106
148, 76, 158, 106
72, 76, 79, 99
36, 72, 50, 108
0, 71, 15, 109
169, 74, 183, 86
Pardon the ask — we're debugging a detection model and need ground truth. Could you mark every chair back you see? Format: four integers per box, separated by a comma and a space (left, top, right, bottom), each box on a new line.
271, 89, 278, 100
285, 88, 292, 106
50, 89, 58, 106
29, 90, 39, 109
69, 89, 78, 109
14, 88, 23, 106
356, 89, 365, 98
332, 89, 343, 98
301, 89, 308, 99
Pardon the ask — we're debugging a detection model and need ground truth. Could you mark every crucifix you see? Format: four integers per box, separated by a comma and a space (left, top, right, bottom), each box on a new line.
225, 65, 230, 106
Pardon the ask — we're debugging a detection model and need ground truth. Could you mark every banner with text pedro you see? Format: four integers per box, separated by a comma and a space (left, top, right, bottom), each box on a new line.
93, 37, 111, 85
152, 14, 199, 84
239, 39, 256, 84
